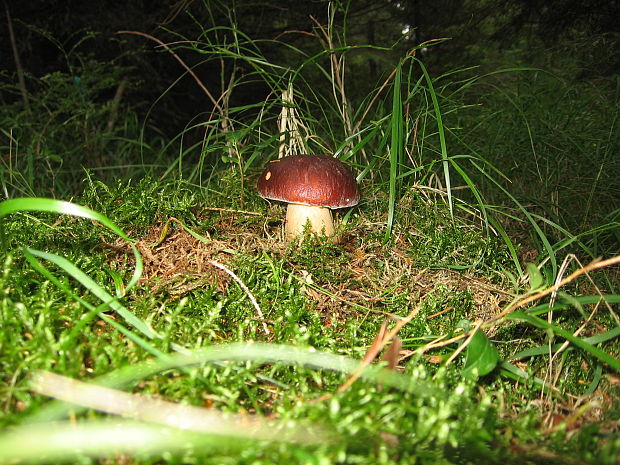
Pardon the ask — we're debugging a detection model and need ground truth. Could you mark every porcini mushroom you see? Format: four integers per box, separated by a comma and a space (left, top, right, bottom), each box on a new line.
257, 155, 360, 240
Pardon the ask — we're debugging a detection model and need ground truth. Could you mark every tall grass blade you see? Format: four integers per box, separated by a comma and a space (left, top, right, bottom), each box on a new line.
414, 58, 453, 218
385, 62, 403, 241
22, 247, 157, 340
471, 160, 558, 276
507, 311, 620, 371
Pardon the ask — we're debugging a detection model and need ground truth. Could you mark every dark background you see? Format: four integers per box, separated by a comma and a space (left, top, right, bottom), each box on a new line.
3, 0, 618, 134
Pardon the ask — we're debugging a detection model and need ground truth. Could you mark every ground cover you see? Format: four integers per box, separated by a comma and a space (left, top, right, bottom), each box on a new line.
0, 3, 618, 463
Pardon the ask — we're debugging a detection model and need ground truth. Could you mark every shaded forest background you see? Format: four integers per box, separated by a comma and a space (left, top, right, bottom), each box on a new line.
1, 0, 619, 255
3, 0, 618, 135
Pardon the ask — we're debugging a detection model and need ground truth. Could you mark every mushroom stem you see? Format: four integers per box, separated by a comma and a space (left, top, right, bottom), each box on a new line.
285, 203, 334, 239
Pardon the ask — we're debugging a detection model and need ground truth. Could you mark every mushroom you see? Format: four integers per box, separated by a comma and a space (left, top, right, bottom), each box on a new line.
257, 155, 360, 240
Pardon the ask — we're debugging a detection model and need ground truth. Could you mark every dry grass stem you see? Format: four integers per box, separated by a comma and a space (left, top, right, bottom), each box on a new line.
494, 254, 620, 322
30, 371, 328, 444
337, 305, 421, 393
277, 82, 307, 158
207, 260, 269, 335
442, 320, 484, 368
116, 31, 221, 113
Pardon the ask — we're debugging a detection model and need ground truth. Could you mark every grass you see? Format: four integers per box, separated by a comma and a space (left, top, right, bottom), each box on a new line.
0, 178, 617, 464
1, 4, 619, 464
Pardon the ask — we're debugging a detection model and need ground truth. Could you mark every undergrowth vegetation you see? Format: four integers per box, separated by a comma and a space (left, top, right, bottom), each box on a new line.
0, 1, 618, 464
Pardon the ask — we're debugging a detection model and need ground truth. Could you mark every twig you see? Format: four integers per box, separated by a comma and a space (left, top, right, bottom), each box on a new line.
157, 0, 195, 26
207, 260, 269, 335
116, 30, 222, 113
442, 320, 483, 367
201, 207, 262, 216
5, 2, 30, 112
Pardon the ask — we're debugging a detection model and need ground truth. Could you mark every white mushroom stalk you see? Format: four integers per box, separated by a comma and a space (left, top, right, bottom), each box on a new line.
285, 203, 334, 238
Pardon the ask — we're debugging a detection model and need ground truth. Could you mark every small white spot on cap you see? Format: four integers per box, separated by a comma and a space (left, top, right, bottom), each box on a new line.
265, 171, 271, 180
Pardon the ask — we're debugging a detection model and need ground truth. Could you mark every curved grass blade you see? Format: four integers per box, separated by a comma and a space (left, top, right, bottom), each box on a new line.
28, 342, 434, 423
23, 247, 158, 340
21, 249, 164, 359
28, 370, 334, 445
499, 361, 553, 391
470, 159, 557, 277
509, 326, 620, 360
0, 197, 142, 293
414, 57, 453, 218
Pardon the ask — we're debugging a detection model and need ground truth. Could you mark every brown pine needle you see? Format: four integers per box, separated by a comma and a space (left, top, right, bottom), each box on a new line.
337, 305, 421, 393
493, 254, 620, 322
419, 254, 620, 354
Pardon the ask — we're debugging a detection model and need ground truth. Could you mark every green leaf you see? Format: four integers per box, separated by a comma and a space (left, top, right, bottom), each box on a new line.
461, 329, 499, 380
525, 262, 543, 291
498, 361, 551, 390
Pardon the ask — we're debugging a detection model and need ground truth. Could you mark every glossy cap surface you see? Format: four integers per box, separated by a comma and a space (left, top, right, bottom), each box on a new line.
257, 155, 360, 208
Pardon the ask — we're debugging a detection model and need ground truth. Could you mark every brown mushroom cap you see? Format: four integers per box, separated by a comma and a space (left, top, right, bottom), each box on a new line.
257, 155, 360, 208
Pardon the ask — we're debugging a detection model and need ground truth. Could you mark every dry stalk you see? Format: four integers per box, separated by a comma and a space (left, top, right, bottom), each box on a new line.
116, 31, 222, 113
540, 253, 616, 425
116, 30, 244, 203
200, 206, 262, 216
207, 260, 269, 335
5, 2, 30, 112
277, 82, 308, 158
493, 254, 620, 323
418, 254, 620, 354
337, 305, 421, 393
157, 0, 195, 26
442, 320, 483, 368
105, 79, 127, 134
309, 14, 355, 156
541, 254, 576, 408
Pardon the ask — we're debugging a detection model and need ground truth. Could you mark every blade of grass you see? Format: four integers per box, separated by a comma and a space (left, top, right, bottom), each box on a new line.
385, 61, 403, 241
0, 197, 142, 293
509, 326, 620, 360
29, 370, 334, 445
470, 159, 558, 277
27, 342, 435, 423
414, 57, 453, 218
23, 247, 158, 340
0, 420, 292, 463
507, 311, 620, 371
498, 360, 556, 391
